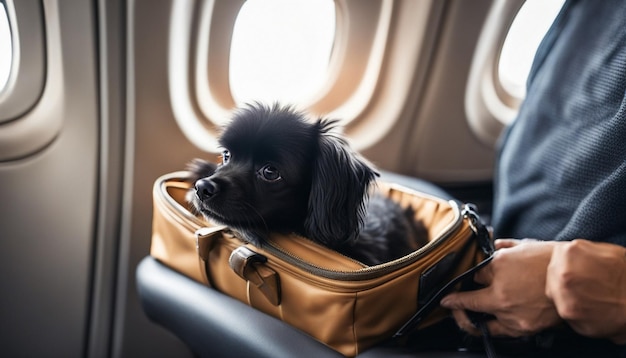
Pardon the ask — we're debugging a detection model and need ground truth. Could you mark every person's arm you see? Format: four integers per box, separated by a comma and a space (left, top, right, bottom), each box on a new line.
546, 239, 626, 344
440, 239, 562, 337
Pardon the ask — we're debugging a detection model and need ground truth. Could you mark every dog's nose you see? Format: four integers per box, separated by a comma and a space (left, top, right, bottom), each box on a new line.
195, 178, 218, 200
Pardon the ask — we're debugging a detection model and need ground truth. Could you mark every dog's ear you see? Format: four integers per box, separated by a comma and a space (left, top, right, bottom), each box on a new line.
304, 120, 378, 247
186, 158, 217, 182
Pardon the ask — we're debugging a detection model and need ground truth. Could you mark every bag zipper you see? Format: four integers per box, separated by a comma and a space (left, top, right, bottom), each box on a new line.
261, 200, 468, 281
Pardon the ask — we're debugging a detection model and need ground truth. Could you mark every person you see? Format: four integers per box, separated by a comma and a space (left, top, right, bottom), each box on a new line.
439, 0, 626, 356
441, 239, 626, 346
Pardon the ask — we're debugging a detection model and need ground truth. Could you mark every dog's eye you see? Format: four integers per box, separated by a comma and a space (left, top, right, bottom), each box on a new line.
221, 150, 231, 165
258, 165, 281, 182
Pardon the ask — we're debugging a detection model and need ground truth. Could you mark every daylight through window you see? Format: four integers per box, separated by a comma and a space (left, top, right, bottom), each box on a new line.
498, 0, 565, 98
229, 0, 336, 106
0, 3, 12, 93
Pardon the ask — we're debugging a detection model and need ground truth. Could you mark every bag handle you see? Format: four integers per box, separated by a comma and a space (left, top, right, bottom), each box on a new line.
195, 226, 228, 286
229, 246, 281, 306
196, 226, 227, 261
195, 227, 281, 306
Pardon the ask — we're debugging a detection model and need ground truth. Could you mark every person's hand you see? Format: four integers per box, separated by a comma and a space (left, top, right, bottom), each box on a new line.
440, 239, 562, 337
546, 239, 626, 344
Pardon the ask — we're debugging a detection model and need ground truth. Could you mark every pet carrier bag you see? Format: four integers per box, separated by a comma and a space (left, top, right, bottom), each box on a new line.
150, 171, 494, 357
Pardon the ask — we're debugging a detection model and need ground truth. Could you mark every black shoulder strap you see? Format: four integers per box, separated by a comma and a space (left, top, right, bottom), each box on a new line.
393, 254, 493, 339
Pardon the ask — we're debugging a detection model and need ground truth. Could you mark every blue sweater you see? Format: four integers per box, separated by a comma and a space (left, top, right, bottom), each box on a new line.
492, 0, 626, 247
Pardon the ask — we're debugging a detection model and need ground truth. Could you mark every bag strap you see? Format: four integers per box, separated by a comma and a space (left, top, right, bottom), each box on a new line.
229, 246, 281, 306
393, 255, 498, 357
394, 203, 494, 338
196, 227, 282, 306
393, 254, 494, 339
476, 318, 497, 358
196, 226, 228, 260
195, 225, 229, 286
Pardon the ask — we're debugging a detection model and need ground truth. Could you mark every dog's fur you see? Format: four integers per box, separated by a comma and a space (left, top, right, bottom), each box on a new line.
188, 103, 427, 265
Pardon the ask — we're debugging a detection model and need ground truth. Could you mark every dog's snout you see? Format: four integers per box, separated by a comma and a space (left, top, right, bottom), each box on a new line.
195, 178, 218, 200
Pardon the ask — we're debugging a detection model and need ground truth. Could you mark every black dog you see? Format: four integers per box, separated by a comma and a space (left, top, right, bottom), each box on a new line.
187, 103, 427, 265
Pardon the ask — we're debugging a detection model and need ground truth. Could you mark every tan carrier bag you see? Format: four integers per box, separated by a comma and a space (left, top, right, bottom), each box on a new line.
150, 171, 494, 357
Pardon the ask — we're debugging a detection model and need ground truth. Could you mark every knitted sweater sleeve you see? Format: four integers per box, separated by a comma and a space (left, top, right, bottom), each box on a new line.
492, 0, 626, 247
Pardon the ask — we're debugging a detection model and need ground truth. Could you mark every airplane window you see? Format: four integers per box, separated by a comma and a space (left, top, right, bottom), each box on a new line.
229, 0, 335, 106
498, 0, 565, 99
0, 2, 11, 93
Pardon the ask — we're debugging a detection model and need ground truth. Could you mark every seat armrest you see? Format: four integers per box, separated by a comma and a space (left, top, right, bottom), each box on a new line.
136, 256, 344, 358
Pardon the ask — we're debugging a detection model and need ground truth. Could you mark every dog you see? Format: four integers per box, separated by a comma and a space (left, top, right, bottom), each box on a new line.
187, 103, 428, 265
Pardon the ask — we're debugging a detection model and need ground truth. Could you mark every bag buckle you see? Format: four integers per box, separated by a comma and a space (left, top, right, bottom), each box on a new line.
462, 204, 494, 255
229, 246, 281, 306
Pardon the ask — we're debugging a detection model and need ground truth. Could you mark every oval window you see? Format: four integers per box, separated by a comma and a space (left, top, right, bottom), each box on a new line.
0, 2, 12, 93
498, 0, 565, 99
229, 0, 336, 106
